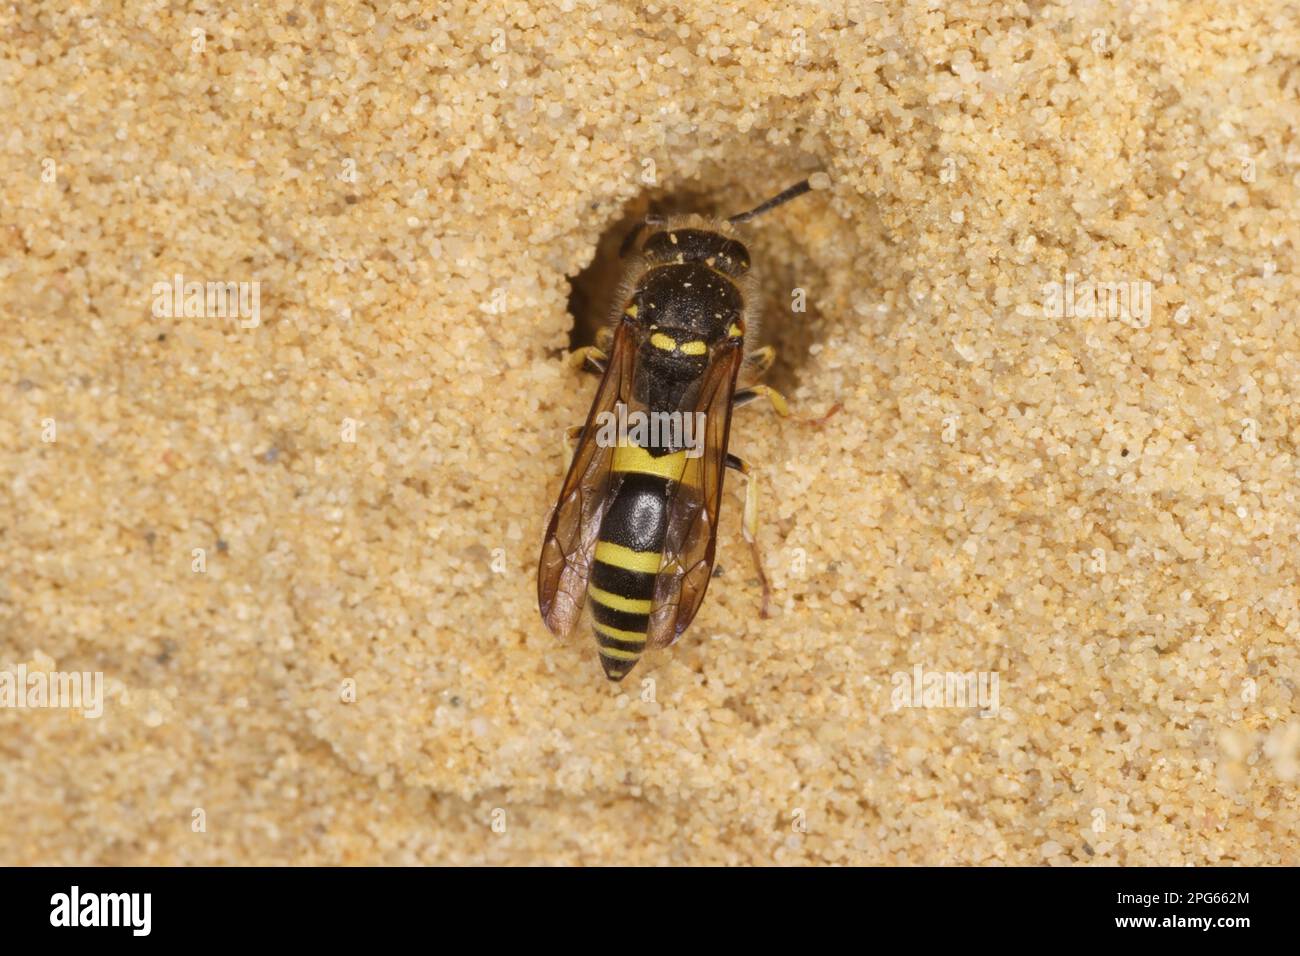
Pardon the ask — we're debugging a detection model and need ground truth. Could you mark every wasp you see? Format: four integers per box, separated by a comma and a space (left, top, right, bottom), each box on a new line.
538, 180, 814, 681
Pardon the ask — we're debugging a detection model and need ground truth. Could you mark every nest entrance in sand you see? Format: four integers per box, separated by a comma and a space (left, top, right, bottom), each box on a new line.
565, 185, 816, 392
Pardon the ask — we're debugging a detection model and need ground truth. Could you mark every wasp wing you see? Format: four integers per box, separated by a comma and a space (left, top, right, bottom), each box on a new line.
646, 340, 745, 648
537, 321, 637, 638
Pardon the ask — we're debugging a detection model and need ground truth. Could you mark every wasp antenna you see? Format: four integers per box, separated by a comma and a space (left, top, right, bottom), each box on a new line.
726, 179, 813, 224
617, 213, 670, 258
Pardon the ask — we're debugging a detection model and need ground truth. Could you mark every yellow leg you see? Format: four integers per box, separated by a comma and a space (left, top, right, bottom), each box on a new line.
733, 383, 789, 417
744, 345, 776, 380
595, 325, 614, 353
561, 424, 584, 462
568, 345, 608, 373
726, 453, 772, 619
735, 383, 841, 426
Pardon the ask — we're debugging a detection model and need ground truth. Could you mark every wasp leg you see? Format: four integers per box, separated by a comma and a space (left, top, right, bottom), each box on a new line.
742, 345, 776, 382
732, 383, 789, 417
618, 223, 646, 258
724, 452, 772, 619
568, 345, 608, 375
594, 325, 614, 354
734, 382, 842, 426
802, 401, 843, 427
560, 424, 585, 461
617, 214, 668, 258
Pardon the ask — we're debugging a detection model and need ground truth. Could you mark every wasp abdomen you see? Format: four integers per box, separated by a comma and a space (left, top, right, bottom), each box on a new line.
589, 448, 688, 680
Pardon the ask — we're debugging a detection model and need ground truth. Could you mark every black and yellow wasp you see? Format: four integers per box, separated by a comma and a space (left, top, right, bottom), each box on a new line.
538, 181, 813, 681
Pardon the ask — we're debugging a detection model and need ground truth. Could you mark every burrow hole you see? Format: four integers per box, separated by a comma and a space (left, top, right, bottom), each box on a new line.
566, 183, 824, 394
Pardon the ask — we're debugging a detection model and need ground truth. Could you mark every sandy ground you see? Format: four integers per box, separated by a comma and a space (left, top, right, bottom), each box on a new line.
2, 1, 1298, 864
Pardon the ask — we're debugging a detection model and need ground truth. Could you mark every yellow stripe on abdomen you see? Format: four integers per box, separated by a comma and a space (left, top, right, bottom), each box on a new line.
593, 622, 647, 644
588, 585, 652, 615
612, 444, 687, 481
593, 541, 662, 575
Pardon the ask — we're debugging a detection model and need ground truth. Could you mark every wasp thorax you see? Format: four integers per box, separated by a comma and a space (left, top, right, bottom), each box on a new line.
641, 228, 751, 277
630, 258, 743, 349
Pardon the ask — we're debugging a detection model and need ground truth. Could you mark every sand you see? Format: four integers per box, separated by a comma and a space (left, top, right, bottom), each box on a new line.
2, 1, 1298, 865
